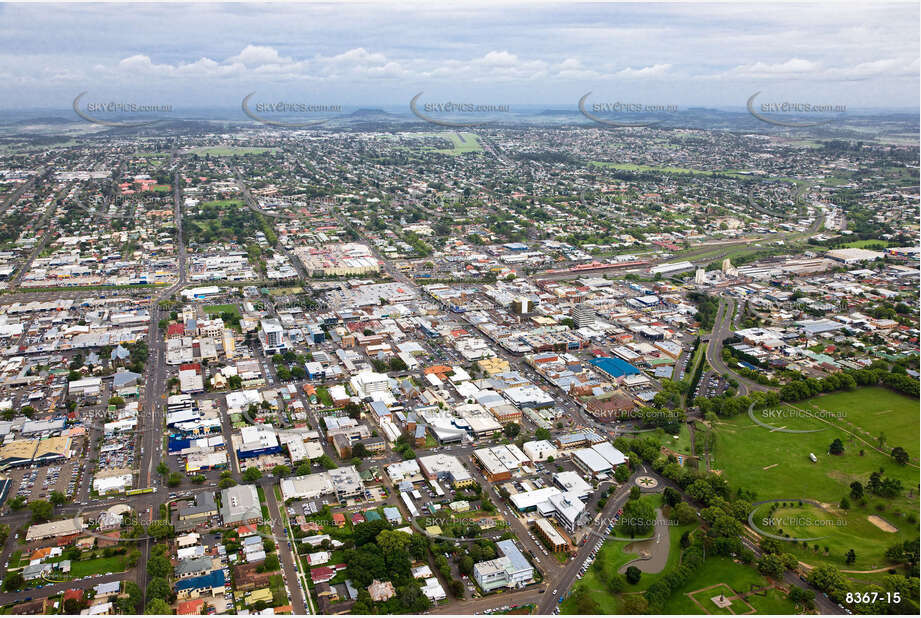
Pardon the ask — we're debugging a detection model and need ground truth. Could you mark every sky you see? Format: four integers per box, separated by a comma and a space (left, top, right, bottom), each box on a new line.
0, 1, 918, 111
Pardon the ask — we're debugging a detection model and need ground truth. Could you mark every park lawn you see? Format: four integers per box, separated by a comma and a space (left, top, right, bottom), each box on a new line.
418, 132, 483, 155
659, 556, 791, 614
689, 583, 736, 614
748, 588, 802, 614
561, 500, 695, 615
714, 391, 919, 572
588, 162, 753, 179
667, 423, 694, 458
150, 184, 171, 192
68, 555, 128, 578
791, 387, 920, 460
200, 199, 246, 209
203, 303, 241, 318
750, 501, 909, 572
315, 386, 334, 407
190, 146, 278, 156
836, 239, 893, 250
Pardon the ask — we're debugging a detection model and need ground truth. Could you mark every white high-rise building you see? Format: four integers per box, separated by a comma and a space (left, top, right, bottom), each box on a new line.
573, 303, 595, 328
259, 318, 286, 353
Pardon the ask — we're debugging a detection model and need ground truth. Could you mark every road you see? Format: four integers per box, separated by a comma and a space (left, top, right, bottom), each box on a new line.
137, 170, 188, 606
705, 296, 772, 397
261, 480, 309, 614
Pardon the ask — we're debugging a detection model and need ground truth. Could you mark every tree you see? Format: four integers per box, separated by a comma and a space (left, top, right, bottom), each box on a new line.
147, 553, 172, 578
849, 481, 864, 500
845, 549, 856, 564
272, 465, 290, 478
219, 477, 237, 489
262, 554, 281, 571
28, 499, 54, 523
351, 443, 370, 459
672, 502, 698, 525
663, 487, 681, 507
157, 461, 169, 475
629, 485, 641, 501
757, 553, 786, 578
148, 519, 174, 540
829, 438, 844, 455
502, 423, 520, 439
789, 586, 815, 608
891, 446, 910, 465
839, 496, 850, 510
49, 490, 66, 506
807, 564, 846, 594
621, 499, 655, 536
3, 572, 23, 592
534, 427, 551, 441
625, 565, 642, 584
63, 597, 86, 614
146, 576, 171, 601
145, 598, 172, 615
243, 467, 262, 482
167, 472, 183, 487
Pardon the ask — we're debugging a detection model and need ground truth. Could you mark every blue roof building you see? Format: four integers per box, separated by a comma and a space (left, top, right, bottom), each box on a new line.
589, 356, 641, 378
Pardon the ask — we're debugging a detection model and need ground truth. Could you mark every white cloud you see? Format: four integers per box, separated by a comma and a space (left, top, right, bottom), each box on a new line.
227, 45, 293, 67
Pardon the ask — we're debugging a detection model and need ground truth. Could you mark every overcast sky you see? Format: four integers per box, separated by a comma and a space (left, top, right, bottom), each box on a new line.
0, 1, 918, 111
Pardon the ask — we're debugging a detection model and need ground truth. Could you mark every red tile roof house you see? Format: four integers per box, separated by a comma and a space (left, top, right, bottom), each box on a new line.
167, 323, 186, 339
310, 564, 347, 584
351, 512, 365, 525
178, 599, 205, 615
332, 513, 346, 528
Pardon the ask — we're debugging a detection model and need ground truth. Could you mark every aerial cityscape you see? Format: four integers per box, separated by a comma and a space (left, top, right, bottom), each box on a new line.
0, 2, 917, 617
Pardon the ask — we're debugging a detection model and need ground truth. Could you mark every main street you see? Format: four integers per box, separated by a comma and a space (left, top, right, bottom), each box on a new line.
137, 170, 188, 606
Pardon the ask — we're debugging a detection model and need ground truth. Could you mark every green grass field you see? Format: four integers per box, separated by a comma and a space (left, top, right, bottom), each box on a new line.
68, 555, 128, 578
190, 146, 279, 156
713, 388, 919, 571
689, 583, 736, 614
199, 199, 245, 208
589, 162, 753, 178
792, 387, 919, 460
203, 303, 241, 318
749, 500, 904, 571
835, 239, 893, 250
418, 132, 483, 155
660, 556, 798, 614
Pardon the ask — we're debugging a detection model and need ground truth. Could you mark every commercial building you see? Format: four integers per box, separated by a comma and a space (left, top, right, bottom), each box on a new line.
220, 484, 262, 527
417, 454, 475, 488
472, 540, 533, 592
534, 517, 568, 552
280, 466, 365, 502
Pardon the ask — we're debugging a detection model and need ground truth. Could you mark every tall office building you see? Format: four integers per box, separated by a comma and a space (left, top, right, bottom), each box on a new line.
573, 303, 595, 328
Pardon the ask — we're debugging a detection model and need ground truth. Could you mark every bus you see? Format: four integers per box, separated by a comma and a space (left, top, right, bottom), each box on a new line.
126, 487, 156, 496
